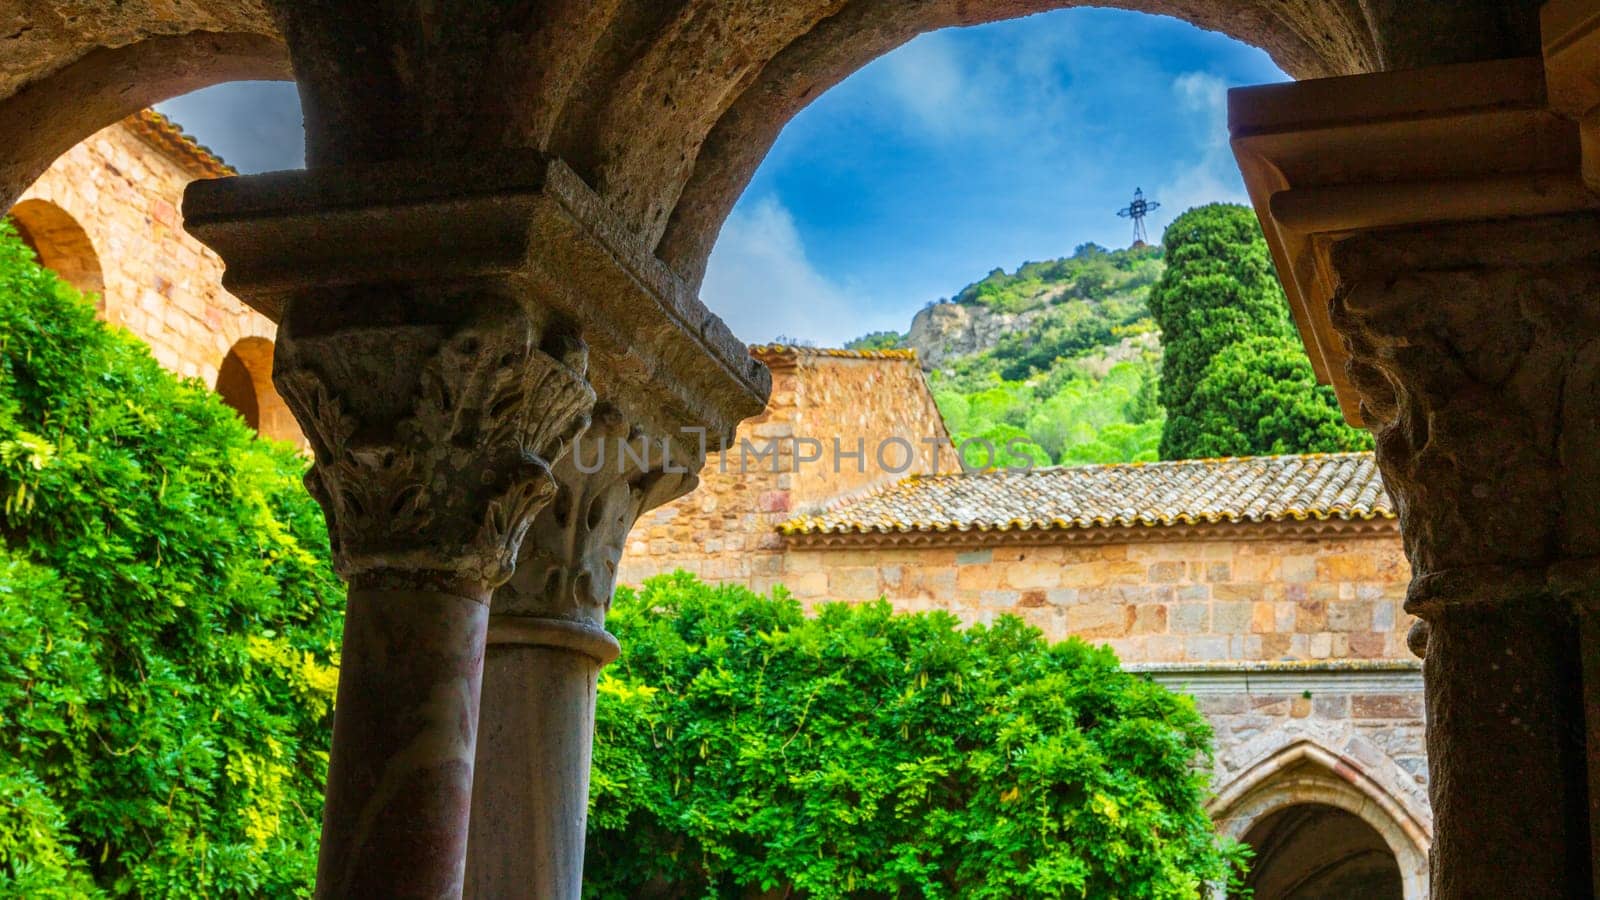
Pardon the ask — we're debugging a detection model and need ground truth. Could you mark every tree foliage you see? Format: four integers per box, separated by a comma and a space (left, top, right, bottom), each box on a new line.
1185, 337, 1372, 458
0, 221, 342, 897
586, 572, 1245, 899
1149, 204, 1368, 459
843, 330, 906, 351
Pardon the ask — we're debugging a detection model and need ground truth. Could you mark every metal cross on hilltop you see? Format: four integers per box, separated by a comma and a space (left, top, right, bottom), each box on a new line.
1117, 187, 1161, 246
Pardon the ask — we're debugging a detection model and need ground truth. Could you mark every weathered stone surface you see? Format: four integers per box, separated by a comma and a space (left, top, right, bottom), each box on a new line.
1331, 215, 1600, 898
470, 405, 704, 900
183, 145, 763, 898
0, 1, 1545, 276
0, 31, 288, 210
276, 302, 594, 590
316, 588, 487, 899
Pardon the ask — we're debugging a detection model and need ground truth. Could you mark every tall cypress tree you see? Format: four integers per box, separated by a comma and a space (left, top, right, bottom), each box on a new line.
1148, 204, 1369, 459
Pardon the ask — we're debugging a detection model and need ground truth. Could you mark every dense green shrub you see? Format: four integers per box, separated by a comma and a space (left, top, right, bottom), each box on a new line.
0, 221, 341, 896
586, 573, 1244, 899
1149, 205, 1367, 459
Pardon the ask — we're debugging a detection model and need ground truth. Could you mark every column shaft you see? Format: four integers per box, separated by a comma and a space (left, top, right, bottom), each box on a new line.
466, 411, 699, 898
469, 639, 605, 899
1421, 598, 1588, 895
317, 588, 490, 898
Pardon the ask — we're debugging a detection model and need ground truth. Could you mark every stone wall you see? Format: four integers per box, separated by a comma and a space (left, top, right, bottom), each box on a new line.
775, 529, 1415, 665
11, 115, 302, 444
621, 346, 959, 586
623, 350, 1416, 668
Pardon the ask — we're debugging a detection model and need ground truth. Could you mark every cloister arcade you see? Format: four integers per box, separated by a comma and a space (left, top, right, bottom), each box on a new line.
0, 0, 1589, 897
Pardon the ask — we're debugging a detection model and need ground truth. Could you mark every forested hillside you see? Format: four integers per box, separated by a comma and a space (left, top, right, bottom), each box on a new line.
848, 206, 1368, 465
848, 243, 1167, 466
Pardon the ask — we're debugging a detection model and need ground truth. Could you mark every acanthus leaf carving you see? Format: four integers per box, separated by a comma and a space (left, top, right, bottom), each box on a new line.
493, 404, 700, 626
275, 305, 596, 594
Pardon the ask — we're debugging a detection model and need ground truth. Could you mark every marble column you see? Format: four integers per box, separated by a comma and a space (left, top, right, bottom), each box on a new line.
184, 153, 767, 897
466, 407, 703, 899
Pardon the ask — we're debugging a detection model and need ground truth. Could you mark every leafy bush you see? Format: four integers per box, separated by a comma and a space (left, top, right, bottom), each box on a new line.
586, 573, 1244, 899
0, 221, 341, 896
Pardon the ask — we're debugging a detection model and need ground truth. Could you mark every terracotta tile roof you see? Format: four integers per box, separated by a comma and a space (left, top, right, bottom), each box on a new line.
124, 109, 236, 180
750, 343, 919, 362
780, 451, 1393, 535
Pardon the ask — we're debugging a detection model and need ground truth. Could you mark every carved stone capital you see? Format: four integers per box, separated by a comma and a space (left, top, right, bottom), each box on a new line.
1231, 57, 1597, 425
491, 404, 700, 634
276, 302, 595, 593
181, 156, 769, 595
1328, 214, 1600, 584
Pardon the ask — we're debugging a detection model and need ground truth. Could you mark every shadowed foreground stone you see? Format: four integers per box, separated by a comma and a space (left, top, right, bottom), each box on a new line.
1330, 216, 1600, 896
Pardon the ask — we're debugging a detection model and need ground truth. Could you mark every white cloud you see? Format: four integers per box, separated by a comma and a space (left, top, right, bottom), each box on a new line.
1172, 71, 1229, 128
879, 33, 975, 136
700, 196, 907, 347
872, 28, 1075, 141
1152, 71, 1250, 220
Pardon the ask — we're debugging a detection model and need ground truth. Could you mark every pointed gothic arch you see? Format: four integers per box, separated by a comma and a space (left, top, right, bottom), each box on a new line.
1210, 738, 1431, 899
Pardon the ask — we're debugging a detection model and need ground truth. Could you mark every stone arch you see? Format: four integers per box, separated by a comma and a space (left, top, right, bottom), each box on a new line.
1238, 803, 1404, 898
0, 32, 290, 210
7, 198, 105, 298
1209, 739, 1430, 900
647, 2, 1542, 286
0, 3, 1539, 282
215, 336, 301, 444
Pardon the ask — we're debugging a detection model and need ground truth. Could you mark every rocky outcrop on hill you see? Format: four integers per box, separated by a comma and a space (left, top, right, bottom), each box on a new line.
907, 301, 1043, 370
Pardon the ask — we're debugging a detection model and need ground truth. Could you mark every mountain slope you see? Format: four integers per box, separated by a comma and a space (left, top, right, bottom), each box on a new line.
848, 243, 1166, 466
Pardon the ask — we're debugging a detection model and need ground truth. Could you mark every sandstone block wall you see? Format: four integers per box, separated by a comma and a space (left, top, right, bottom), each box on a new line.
774, 531, 1415, 664
622, 347, 958, 585
626, 371, 1416, 669
11, 117, 302, 445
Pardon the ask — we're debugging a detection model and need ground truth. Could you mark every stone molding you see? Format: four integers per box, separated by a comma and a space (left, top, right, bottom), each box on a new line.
183, 156, 770, 454
781, 516, 1399, 550
485, 615, 621, 665
1230, 56, 1598, 425
1128, 660, 1422, 696
184, 155, 773, 595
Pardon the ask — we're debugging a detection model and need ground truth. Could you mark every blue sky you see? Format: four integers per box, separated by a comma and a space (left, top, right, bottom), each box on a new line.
157, 8, 1285, 347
